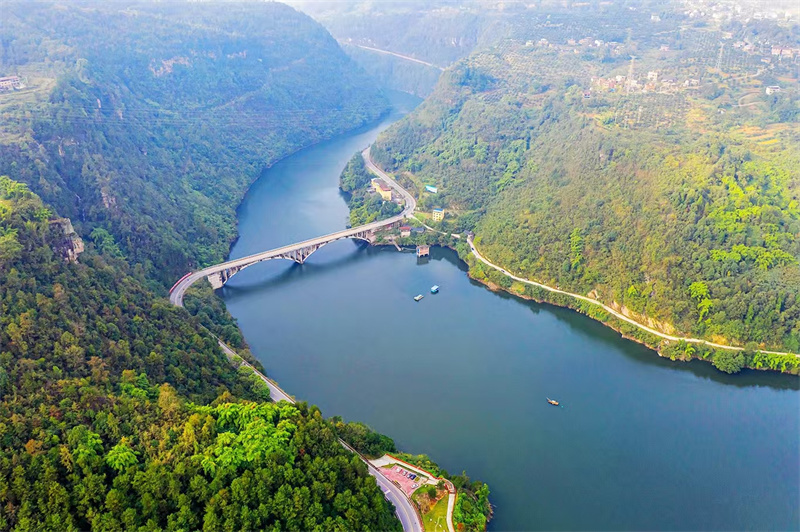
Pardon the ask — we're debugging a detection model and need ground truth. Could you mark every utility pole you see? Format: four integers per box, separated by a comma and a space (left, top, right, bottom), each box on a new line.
716, 42, 724, 72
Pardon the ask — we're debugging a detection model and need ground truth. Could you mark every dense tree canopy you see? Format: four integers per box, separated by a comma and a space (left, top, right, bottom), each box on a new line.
1, 1, 387, 286
371, 10, 800, 367
0, 178, 402, 530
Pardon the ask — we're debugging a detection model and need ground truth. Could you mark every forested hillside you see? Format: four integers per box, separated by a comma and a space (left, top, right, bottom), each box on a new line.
0, 1, 387, 285
0, 176, 400, 530
372, 6, 800, 368
0, 2, 407, 529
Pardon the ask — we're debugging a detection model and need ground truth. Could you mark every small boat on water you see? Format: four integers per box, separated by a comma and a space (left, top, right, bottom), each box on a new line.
414, 294, 424, 302
430, 285, 439, 294
547, 398, 559, 406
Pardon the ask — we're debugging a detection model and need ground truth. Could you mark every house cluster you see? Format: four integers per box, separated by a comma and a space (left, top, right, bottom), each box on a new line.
0, 76, 23, 92
725, 40, 800, 62
399, 225, 426, 238
769, 46, 800, 60
590, 72, 697, 94
681, 0, 793, 23
526, 37, 625, 57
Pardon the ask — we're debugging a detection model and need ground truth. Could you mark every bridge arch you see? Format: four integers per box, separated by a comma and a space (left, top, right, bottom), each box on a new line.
207, 228, 379, 289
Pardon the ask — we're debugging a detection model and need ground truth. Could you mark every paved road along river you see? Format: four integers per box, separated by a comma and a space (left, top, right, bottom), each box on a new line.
220, 91, 800, 531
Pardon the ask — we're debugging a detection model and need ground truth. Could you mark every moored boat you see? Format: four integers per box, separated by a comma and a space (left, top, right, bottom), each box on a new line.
547, 398, 559, 406
414, 294, 424, 301
431, 285, 439, 293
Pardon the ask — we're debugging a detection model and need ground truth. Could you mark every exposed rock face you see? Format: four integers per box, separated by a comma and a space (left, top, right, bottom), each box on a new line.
607, 301, 676, 335
51, 218, 84, 262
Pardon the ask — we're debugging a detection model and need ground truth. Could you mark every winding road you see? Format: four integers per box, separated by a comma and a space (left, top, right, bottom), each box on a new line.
170, 141, 797, 532
467, 237, 800, 359
217, 335, 422, 532
371, 455, 456, 532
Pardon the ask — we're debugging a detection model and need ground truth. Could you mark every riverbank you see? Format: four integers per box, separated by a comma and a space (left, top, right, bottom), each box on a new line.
359, 152, 799, 376
176, 93, 501, 532
459, 237, 800, 375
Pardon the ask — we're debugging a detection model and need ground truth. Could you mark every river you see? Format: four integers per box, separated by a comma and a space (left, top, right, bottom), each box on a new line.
222, 91, 800, 531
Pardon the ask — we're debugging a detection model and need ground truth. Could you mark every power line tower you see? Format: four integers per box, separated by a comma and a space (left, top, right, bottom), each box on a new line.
716, 42, 725, 72
627, 55, 637, 95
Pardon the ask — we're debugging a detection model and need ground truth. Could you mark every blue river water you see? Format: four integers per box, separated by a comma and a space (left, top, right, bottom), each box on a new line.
222, 91, 800, 531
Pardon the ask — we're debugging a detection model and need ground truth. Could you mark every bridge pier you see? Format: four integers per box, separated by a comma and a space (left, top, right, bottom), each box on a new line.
208, 265, 241, 289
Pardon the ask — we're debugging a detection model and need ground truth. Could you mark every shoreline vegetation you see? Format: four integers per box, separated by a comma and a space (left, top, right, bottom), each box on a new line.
360, 157, 800, 376
331, 420, 492, 532
363, 9, 800, 372
338, 154, 493, 532
462, 239, 800, 375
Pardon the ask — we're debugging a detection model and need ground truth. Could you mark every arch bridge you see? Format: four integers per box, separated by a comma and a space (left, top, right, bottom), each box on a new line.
169, 215, 406, 305
169, 147, 416, 307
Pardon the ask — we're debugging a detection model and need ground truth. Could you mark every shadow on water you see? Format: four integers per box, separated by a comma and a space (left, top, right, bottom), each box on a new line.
221, 240, 375, 302
226, 240, 798, 390
429, 246, 800, 391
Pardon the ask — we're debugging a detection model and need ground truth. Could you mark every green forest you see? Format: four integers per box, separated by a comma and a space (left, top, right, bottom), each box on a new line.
371, 10, 800, 371
0, 177, 400, 529
0, 1, 498, 528
0, 2, 421, 529
0, 1, 388, 286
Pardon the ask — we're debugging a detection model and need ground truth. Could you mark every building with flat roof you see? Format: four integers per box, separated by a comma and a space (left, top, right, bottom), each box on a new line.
0, 76, 22, 91
371, 178, 393, 201
432, 208, 444, 222
416, 245, 430, 257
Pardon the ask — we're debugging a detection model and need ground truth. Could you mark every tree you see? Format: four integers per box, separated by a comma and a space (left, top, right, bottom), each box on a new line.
712, 351, 745, 374
106, 441, 138, 472
689, 282, 709, 301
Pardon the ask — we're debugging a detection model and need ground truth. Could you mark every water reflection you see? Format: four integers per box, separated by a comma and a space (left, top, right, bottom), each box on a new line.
226, 242, 798, 391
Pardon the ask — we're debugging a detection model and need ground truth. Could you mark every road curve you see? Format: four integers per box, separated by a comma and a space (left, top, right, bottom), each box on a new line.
218, 338, 422, 531
468, 237, 800, 359
372, 455, 456, 532
362, 147, 417, 214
